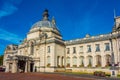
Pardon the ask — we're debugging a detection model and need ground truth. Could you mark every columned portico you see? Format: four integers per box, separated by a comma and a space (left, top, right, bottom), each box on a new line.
5, 55, 33, 73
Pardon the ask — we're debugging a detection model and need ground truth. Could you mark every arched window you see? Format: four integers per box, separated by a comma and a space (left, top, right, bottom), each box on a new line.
96, 55, 101, 67
72, 56, 77, 67
66, 57, 70, 67
79, 56, 84, 67
30, 42, 34, 55
87, 56, 92, 67
106, 55, 111, 66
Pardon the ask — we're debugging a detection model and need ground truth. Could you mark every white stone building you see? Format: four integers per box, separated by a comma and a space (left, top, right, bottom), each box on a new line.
3, 10, 120, 73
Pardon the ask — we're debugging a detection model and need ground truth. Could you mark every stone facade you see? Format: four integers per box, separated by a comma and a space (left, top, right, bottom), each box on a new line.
3, 10, 120, 73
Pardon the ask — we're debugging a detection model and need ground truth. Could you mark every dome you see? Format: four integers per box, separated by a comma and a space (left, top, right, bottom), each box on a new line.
30, 9, 59, 31
31, 20, 57, 29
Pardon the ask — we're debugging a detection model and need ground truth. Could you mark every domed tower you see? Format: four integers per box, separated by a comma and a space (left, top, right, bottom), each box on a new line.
17, 10, 65, 72
27, 9, 62, 40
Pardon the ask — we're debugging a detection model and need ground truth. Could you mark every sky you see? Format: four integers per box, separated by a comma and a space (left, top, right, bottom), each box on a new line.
0, 0, 120, 55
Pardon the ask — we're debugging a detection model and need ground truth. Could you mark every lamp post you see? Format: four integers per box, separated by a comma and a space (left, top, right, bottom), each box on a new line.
109, 33, 118, 77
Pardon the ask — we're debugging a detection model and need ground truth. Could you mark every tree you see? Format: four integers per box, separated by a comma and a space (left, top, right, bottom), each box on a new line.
0, 55, 3, 66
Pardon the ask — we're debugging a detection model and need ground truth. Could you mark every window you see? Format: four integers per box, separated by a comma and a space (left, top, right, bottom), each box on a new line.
67, 48, 70, 54
87, 45, 91, 52
79, 57, 84, 67
96, 44, 100, 52
30, 42, 34, 55
73, 47, 76, 53
47, 46, 50, 53
79, 46, 83, 53
72, 57, 77, 67
47, 56, 51, 67
88, 58, 92, 66
105, 43, 110, 51
66, 57, 70, 67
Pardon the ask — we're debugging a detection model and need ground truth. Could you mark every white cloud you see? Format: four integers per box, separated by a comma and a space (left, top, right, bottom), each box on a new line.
0, 28, 23, 44
0, 0, 23, 19
0, 2, 17, 18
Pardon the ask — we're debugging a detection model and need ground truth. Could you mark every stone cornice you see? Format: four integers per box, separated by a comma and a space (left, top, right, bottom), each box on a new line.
65, 33, 120, 46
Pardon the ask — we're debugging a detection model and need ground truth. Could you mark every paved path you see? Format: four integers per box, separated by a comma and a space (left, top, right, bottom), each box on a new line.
0, 72, 120, 80
0, 72, 94, 80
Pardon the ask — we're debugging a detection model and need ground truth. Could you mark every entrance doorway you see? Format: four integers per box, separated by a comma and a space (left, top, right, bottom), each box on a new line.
30, 62, 34, 72
18, 60, 26, 72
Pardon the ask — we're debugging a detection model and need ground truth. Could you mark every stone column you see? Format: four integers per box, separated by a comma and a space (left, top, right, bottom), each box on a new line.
27, 61, 30, 72
25, 61, 28, 73
84, 56, 87, 67
12, 60, 18, 73
5, 62, 9, 72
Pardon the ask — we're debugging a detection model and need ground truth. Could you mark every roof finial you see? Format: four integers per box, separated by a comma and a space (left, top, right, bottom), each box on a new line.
114, 9, 116, 18
43, 9, 49, 20
52, 16, 56, 25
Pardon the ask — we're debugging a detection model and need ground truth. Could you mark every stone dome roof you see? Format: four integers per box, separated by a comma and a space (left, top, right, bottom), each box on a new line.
31, 9, 58, 30
31, 20, 57, 29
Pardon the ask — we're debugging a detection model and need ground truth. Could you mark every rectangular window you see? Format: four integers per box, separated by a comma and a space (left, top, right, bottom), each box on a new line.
80, 46, 83, 53
73, 47, 76, 53
105, 43, 110, 51
96, 44, 100, 52
67, 48, 70, 54
47, 46, 50, 53
87, 45, 91, 52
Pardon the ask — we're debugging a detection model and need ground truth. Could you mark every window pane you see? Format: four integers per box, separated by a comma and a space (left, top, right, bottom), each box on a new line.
87, 45, 91, 52
73, 57, 77, 65
73, 47, 76, 53
47, 46, 50, 53
31, 43, 34, 55
67, 48, 70, 54
80, 46, 83, 52
96, 44, 100, 52
105, 43, 110, 51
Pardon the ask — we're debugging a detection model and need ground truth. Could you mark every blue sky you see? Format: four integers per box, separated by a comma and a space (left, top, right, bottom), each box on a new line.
0, 0, 120, 55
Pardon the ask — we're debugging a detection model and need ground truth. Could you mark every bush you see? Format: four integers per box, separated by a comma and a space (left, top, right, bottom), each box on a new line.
94, 71, 105, 77
66, 64, 70, 67
87, 64, 92, 67
73, 65, 77, 68
57, 65, 61, 68
79, 64, 84, 67
47, 63, 51, 67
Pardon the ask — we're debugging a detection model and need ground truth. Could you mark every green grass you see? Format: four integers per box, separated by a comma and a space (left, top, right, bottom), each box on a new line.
117, 74, 120, 78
